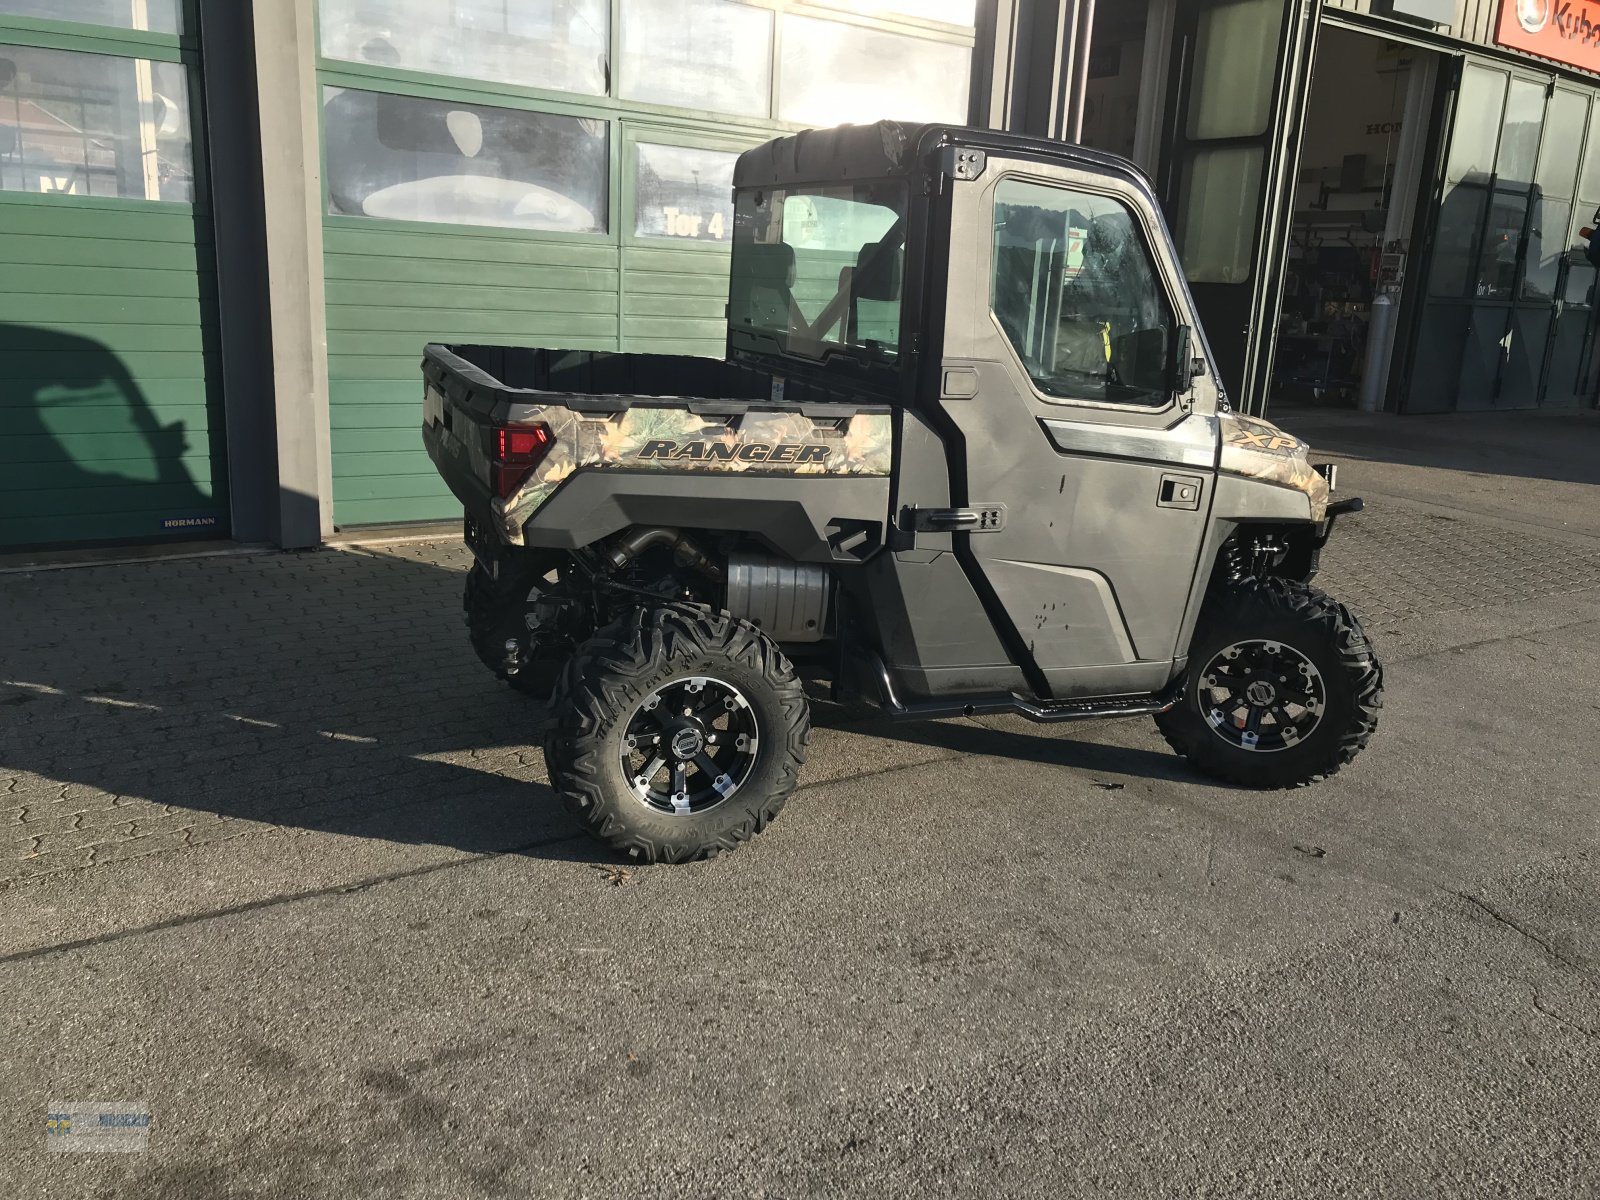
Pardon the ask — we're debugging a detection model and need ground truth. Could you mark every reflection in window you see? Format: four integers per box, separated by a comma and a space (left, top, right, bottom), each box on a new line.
0, 0, 180, 34
778, 14, 970, 127
322, 87, 608, 233
0, 45, 194, 202
1430, 182, 1487, 299
619, 0, 772, 117
1186, 0, 1282, 141
1175, 145, 1263, 284
1536, 90, 1587, 200
1496, 78, 1544, 185
634, 144, 736, 242
1562, 253, 1595, 306
991, 179, 1174, 406
1522, 198, 1571, 302
317, 0, 608, 98
1475, 188, 1527, 300
1446, 66, 1505, 186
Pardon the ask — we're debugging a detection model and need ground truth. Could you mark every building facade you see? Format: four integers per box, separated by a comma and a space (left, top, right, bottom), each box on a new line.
1, 0, 1597, 554
0, 0, 977, 551
987, 0, 1600, 422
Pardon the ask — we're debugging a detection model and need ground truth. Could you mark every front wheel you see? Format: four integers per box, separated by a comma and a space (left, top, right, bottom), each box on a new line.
1156, 576, 1382, 788
545, 607, 811, 863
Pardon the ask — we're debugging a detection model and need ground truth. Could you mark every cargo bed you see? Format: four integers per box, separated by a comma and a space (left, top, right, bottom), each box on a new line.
421, 344, 895, 548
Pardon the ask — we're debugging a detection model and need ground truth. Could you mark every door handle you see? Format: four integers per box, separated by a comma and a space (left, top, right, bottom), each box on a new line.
901, 505, 1007, 533
1157, 474, 1204, 511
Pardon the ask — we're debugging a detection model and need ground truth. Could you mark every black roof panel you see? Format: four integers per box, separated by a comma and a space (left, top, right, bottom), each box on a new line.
732, 121, 1149, 190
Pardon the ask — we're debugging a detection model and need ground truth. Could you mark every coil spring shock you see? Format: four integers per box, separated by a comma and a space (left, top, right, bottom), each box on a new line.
1221, 538, 1249, 583
1221, 532, 1289, 584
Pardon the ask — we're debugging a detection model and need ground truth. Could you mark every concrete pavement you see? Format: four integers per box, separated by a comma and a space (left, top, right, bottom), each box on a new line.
1, 414, 1597, 1198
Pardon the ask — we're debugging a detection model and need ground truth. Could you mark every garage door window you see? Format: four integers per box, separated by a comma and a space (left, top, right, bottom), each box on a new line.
634, 143, 736, 242
322, 86, 608, 233
318, 0, 608, 99
0, 43, 194, 202
0, 0, 180, 34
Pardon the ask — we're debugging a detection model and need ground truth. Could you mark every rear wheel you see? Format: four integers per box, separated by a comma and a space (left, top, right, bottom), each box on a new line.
463, 557, 574, 700
545, 607, 810, 863
1156, 576, 1382, 787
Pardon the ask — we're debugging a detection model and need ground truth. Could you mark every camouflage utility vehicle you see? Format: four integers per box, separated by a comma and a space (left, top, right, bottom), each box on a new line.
423, 122, 1382, 863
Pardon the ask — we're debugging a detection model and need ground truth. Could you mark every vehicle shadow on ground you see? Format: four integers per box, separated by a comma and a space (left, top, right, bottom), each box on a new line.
0, 543, 1198, 878
809, 697, 1200, 785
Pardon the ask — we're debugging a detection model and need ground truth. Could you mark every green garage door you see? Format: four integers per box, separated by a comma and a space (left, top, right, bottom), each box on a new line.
0, 10, 222, 550
313, 0, 975, 530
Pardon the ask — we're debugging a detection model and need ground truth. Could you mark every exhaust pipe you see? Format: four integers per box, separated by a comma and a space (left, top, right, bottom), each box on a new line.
604, 527, 724, 582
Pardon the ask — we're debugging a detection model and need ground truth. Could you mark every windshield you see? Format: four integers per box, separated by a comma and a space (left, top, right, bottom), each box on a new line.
727, 180, 907, 366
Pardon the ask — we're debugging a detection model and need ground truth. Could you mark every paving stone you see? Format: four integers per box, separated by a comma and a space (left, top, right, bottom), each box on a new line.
0, 515, 1595, 884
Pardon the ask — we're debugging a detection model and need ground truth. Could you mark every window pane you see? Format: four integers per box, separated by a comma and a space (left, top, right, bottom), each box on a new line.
619, 0, 772, 117
1447, 66, 1505, 185
1536, 90, 1587, 200
1579, 119, 1600, 201
317, 0, 608, 98
779, 14, 970, 126
1521, 197, 1570, 302
1497, 78, 1544, 185
635, 143, 736, 242
728, 180, 907, 361
0, 45, 194, 201
1176, 145, 1264, 284
323, 87, 607, 233
0, 0, 180, 35
992, 179, 1174, 406
808, 0, 976, 27
1430, 183, 1487, 299
1186, 0, 1283, 140
1475, 187, 1528, 300
1562, 205, 1595, 304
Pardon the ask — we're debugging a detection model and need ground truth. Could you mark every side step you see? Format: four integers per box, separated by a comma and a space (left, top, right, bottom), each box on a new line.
864, 656, 1183, 725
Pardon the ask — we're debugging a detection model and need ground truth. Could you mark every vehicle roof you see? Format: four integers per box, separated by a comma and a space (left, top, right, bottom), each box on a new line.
732, 120, 1147, 190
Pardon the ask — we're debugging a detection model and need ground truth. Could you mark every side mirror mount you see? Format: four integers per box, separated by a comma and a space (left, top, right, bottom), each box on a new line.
1174, 325, 1196, 393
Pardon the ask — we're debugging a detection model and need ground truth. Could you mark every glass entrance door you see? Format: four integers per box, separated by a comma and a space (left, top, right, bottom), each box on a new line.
1407, 64, 1600, 412
1160, 0, 1321, 414
1542, 101, 1600, 409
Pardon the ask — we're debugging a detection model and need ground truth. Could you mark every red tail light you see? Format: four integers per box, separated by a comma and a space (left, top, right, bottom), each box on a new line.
491, 422, 554, 499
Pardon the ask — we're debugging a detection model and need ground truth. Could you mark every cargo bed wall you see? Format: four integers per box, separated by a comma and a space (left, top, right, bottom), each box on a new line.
448, 346, 768, 402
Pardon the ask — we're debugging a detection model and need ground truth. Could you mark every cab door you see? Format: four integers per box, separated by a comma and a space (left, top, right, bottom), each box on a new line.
935, 156, 1223, 700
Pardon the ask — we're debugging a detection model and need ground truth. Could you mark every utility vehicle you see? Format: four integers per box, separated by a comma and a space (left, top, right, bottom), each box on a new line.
423, 121, 1382, 863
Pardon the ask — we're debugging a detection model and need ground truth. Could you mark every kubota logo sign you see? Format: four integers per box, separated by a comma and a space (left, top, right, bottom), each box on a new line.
1517, 0, 1551, 32
1498, 0, 1600, 70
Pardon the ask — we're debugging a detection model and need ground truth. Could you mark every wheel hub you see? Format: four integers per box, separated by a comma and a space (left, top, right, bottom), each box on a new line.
668, 724, 706, 761
1199, 639, 1326, 754
621, 676, 760, 815
1245, 679, 1278, 707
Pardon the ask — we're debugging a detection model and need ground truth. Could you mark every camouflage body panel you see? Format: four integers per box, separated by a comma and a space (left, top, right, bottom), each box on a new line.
496, 402, 894, 544
1217, 412, 1330, 522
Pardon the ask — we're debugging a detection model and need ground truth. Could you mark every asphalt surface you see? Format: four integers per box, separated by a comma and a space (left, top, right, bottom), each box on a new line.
2, 414, 1597, 1198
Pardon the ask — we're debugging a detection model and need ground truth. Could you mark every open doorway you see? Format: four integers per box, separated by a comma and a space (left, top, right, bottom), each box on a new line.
1271, 27, 1437, 412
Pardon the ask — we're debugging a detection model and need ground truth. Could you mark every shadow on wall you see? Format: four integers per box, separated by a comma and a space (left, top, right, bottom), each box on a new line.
0, 324, 219, 549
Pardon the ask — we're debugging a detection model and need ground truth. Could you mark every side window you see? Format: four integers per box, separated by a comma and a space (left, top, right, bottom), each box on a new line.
991, 178, 1176, 406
